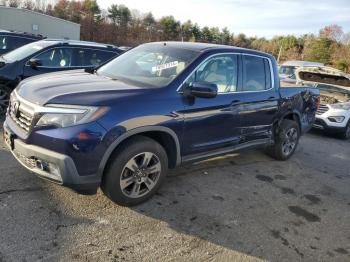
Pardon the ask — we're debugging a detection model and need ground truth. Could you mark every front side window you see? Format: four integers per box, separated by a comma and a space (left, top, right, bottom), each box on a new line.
97, 44, 200, 88
184, 54, 238, 93
33, 48, 73, 68
243, 55, 271, 91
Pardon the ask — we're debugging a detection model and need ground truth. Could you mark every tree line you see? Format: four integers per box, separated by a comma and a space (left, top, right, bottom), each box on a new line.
1, 0, 350, 72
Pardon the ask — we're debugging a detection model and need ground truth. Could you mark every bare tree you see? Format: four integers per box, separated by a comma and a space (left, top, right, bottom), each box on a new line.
23, 0, 34, 10
8, 0, 19, 7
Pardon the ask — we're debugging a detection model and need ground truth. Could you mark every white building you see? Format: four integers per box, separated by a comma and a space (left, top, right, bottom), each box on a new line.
0, 6, 80, 40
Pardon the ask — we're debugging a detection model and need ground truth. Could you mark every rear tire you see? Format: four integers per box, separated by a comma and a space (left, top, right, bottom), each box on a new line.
101, 136, 168, 206
266, 119, 300, 161
0, 84, 11, 116
340, 121, 350, 140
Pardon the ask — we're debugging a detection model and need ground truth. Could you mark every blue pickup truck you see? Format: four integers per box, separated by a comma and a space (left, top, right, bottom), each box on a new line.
3, 42, 320, 206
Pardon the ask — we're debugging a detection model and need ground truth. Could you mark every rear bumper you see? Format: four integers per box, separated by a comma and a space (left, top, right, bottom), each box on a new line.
3, 122, 100, 194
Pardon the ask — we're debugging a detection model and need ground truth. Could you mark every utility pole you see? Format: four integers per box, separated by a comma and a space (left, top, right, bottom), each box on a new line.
277, 43, 283, 64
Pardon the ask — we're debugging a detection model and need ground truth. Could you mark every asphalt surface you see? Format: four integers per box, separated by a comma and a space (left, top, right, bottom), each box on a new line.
0, 124, 349, 262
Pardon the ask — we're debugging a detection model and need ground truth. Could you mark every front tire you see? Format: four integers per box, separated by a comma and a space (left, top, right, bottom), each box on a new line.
267, 119, 300, 161
101, 136, 168, 206
340, 121, 350, 140
0, 84, 11, 116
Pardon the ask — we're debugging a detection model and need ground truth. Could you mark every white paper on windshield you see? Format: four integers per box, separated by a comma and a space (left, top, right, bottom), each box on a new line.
152, 61, 179, 72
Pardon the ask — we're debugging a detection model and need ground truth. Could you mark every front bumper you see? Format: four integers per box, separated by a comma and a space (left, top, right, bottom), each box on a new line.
313, 106, 349, 132
3, 122, 100, 194
313, 118, 348, 133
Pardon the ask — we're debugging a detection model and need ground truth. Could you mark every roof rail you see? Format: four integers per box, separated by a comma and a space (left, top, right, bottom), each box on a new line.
1, 29, 45, 38
43, 39, 119, 49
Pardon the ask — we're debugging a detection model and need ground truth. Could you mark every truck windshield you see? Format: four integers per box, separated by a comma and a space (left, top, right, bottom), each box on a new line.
2, 41, 55, 62
97, 44, 200, 87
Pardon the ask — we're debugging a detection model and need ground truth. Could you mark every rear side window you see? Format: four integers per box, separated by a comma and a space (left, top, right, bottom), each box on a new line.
242, 55, 272, 91
0, 36, 35, 51
0, 35, 8, 50
0, 36, 34, 51
73, 48, 118, 67
11, 36, 35, 49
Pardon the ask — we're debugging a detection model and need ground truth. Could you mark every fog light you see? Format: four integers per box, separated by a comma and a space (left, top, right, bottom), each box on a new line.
36, 159, 49, 171
36, 159, 60, 178
328, 116, 345, 123
48, 163, 60, 177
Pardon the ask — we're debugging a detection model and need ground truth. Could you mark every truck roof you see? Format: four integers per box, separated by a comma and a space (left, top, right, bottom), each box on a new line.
144, 41, 273, 57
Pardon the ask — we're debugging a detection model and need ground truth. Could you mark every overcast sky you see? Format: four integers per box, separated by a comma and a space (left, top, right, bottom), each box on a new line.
97, 0, 350, 38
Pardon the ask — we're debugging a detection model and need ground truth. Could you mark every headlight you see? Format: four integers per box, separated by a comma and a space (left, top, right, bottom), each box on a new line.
328, 116, 345, 123
36, 105, 109, 128
329, 102, 350, 110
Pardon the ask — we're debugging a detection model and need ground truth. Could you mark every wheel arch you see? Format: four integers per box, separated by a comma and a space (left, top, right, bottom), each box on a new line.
272, 111, 302, 139
277, 111, 302, 131
97, 126, 181, 179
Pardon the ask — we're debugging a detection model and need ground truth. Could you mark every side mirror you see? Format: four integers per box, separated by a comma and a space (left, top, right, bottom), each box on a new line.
28, 58, 42, 68
84, 67, 96, 73
183, 81, 218, 99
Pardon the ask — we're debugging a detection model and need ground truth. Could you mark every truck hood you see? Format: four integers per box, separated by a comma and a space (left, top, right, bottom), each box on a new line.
296, 67, 350, 104
16, 70, 146, 106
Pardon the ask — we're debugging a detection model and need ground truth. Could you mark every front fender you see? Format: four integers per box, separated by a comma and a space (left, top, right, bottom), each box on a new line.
97, 125, 181, 178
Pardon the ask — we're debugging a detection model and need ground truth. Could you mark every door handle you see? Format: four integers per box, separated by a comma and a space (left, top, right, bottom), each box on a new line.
232, 99, 241, 104
268, 96, 276, 100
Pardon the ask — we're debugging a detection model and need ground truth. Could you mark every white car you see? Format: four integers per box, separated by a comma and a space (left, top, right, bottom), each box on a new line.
295, 66, 350, 139
279, 60, 324, 82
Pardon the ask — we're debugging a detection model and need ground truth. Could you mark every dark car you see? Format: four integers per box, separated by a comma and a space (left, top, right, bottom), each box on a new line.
3, 42, 320, 206
0, 30, 44, 56
0, 39, 122, 114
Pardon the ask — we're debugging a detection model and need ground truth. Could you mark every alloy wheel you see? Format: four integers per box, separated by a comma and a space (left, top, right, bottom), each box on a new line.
282, 127, 298, 156
120, 152, 161, 198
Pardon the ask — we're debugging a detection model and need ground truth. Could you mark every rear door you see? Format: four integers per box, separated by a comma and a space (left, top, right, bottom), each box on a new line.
23, 47, 74, 78
235, 54, 279, 141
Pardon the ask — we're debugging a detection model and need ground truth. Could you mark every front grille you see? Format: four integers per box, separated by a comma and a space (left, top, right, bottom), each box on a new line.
8, 94, 35, 133
316, 104, 329, 115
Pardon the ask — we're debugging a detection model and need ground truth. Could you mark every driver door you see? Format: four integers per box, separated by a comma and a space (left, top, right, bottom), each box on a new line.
181, 54, 242, 159
23, 47, 73, 79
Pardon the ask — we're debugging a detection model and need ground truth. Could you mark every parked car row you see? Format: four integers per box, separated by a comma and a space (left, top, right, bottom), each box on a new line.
0, 38, 122, 115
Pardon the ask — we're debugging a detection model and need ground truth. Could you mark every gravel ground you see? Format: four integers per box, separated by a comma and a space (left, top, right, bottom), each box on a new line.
0, 125, 349, 262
